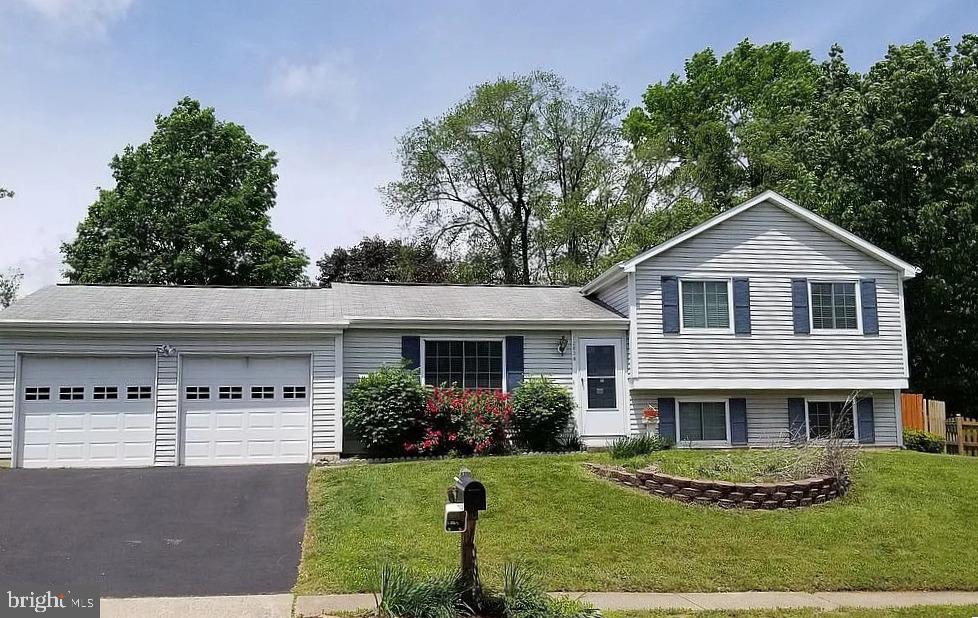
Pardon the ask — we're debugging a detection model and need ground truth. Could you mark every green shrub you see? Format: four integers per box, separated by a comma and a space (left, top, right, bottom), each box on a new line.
608, 433, 673, 459
903, 428, 946, 453
345, 364, 429, 456
510, 377, 576, 451
496, 563, 600, 618
408, 387, 513, 456
375, 563, 468, 618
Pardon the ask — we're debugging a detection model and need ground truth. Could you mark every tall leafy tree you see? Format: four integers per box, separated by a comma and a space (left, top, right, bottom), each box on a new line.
623, 39, 820, 211
316, 236, 454, 286
0, 269, 23, 309
62, 98, 309, 285
386, 72, 650, 284
0, 188, 21, 308
793, 36, 978, 411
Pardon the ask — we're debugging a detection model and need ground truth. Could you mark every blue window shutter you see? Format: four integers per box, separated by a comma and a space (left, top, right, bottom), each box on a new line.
401, 336, 421, 371
857, 397, 876, 444
791, 279, 810, 334
787, 397, 807, 443
733, 278, 751, 334
661, 276, 680, 334
861, 279, 879, 336
658, 397, 676, 442
729, 398, 748, 445
505, 336, 525, 391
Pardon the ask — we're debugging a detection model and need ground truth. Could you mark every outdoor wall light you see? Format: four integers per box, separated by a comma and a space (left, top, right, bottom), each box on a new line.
556, 335, 568, 356
155, 344, 177, 357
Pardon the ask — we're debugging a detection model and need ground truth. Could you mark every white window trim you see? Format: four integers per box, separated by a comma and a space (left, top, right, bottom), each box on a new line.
808, 279, 862, 335
675, 397, 731, 447
804, 397, 859, 442
678, 278, 735, 334
419, 336, 508, 391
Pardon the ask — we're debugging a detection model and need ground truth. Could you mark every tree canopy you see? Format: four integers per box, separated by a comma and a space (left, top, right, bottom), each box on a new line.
385, 71, 654, 285
316, 236, 454, 286
61, 98, 309, 286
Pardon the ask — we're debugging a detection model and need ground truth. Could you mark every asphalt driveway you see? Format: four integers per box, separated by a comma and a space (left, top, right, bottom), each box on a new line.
0, 464, 309, 596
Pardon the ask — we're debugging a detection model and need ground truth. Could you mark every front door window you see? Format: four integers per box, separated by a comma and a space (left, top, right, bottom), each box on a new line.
585, 345, 617, 409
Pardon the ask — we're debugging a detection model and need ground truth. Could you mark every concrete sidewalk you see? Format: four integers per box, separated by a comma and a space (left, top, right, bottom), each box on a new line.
294, 590, 978, 616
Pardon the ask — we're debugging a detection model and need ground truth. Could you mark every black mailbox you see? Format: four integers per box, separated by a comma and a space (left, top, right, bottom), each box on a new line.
451, 469, 487, 513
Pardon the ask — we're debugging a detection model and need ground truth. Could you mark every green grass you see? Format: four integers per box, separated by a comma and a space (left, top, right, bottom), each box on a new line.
614, 448, 844, 483
606, 608, 978, 618
296, 450, 978, 594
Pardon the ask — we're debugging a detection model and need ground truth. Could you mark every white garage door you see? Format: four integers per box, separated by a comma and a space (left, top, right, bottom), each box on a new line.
181, 355, 311, 466
18, 356, 156, 468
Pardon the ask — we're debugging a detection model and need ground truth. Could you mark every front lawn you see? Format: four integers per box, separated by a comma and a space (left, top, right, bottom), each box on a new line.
296, 450, 978, 594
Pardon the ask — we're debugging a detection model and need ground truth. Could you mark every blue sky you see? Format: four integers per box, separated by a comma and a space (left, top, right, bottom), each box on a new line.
1, 0, 975, 293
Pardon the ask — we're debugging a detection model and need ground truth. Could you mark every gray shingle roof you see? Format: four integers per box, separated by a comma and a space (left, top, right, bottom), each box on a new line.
0, 285, 344, 325
0, 282, 625, 326
332, 282, 624, 323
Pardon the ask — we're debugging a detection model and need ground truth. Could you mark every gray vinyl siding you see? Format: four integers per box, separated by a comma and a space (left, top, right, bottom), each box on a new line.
0, 334, 338, 465
633, 200, 907, 382
342, 329, 573, 390
0, 350, 14, 460
630, 389, 898, 446
594, 278, 629, 316
156, 355, 178, 465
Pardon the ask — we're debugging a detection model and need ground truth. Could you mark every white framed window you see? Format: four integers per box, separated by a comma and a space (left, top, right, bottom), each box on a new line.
806, 399, 857, 440
283, 385, 306, 399
810, 281, 860, 332
422, 339, 504, 390
93, 386, 119, 400
127, 385, 153, 400
185, 386, 210, 400
677, 399, 730, 445
251, 386, 275, 399
24, 386, 50, 401
59, 386, 85, 401
680, 279, 732, 331
219, 386, 243, 400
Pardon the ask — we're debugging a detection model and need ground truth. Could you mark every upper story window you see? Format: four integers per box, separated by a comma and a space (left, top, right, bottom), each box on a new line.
811, 281, 858, 330
681, 280, 730, 330
424, 340, 503, 390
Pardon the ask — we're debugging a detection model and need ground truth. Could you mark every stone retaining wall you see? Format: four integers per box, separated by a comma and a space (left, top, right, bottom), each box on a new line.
584, 463, 849, 509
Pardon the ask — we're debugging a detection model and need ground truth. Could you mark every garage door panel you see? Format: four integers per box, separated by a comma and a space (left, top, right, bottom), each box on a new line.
180, 355, 311, 466
19, 356, 156, 468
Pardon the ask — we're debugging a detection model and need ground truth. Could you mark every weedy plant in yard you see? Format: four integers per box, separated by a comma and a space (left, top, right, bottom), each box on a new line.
608, 433, 673, 459
367, 563, 599, 618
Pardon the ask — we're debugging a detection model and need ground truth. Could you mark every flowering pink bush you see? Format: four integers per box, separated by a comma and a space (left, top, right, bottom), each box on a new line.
405, 387, 512, 456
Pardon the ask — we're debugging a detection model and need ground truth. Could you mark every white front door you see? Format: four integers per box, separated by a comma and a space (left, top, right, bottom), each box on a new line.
578, 338, 626, 437
180, 355, 311, 466
18, 356, 157, 468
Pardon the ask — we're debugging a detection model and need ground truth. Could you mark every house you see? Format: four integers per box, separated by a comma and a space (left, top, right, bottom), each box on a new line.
0, 191, 918, 468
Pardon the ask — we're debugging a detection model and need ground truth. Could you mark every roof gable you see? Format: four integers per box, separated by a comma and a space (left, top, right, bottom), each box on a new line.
582, 190, 919, 295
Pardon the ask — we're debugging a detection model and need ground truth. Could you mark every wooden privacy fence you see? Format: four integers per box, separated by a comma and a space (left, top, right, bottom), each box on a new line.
946, 416, 978, 457
901, 393, 947, 437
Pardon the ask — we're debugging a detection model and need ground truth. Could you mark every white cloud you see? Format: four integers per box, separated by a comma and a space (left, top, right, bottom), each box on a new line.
17, 0, 134, 33
268, 54, 358, 118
